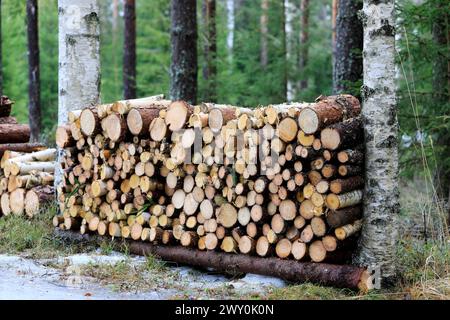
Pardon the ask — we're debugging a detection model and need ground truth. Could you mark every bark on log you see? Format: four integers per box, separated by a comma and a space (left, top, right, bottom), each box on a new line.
0, 116, 18, 125
326, 206, 363, 228
55, 229, 373, 291
25, 185, 55, 217
321, 117, 363, 150
0, 143, 46, 158
330, 176, 364, 194
0, 124, 31, 143
298, 95, 361, 134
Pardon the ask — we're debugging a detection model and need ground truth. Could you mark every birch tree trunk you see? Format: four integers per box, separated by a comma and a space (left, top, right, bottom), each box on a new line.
226, 0, 235, 63
169, 0, 197, 104
123, 0, 136, 99
332, 0, 363, 96
284, 0, 296, 102
56, 0, 101, 191
354, 0, 399, 286
298, 0, 309, 90
27, 0, 41, 142
202, 0, 217, 102
260, 0, 269, 69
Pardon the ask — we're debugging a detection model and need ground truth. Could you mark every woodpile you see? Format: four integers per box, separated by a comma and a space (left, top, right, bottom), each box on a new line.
0, 96, 56, 218
55, 94, 364, 264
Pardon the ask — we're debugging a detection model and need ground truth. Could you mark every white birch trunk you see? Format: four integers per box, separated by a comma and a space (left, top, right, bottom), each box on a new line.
226, 0, 235, 63
354, 0, 399, 286
56, 0, 101, 193
284, 0, 296, 102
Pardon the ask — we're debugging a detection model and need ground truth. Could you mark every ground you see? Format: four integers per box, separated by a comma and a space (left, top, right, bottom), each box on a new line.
0, 180, 448, 300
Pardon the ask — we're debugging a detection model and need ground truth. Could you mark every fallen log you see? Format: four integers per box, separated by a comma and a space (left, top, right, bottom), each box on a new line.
0, 143, 46, 158
55, 229, 373, 291
0, 124, 31, 144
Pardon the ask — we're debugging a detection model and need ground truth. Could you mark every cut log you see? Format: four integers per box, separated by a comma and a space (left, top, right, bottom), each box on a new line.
335, 220, 362, 240
311, 217, 326, 237
309, 240, 327, 262
149, 117, 168, 141
0, 96, 14, 117
326, 206, 363, 228
326, 190, 363, 210
111, 95, 165, 114
25, 186, 55, 217
1, 193, 11, 216
275, 238, 292, 258
338, 165, 362, 177
320, 117, 363, 150
56, 126, 75, 148
221, 236, 238, 253
57, 230, 374, 291
103, 114, 128, 142
238, 235, 256, 254
10, 188, 25, 215
208, 107, 236, 133
218, 203, 238, 228
0, 124, 31, 143
330, 176, 364, 194
80, 108, 101, 136
297, 94, 361, 134
291, 240, 307, 260
337, 149, 364, 164
6, 149, 56, 166
278, 117, 298, 142
165, 101, 192, 131
279, 199, 296, 221
127, 107, 160, 136
256, 236, 271, 257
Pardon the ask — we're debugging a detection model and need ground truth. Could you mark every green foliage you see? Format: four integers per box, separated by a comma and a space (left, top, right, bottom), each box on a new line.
396, 0, 450, 182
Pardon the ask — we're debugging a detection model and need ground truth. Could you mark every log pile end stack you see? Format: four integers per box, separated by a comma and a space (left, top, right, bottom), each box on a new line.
0, 96, 56, 218
55, 93, 366, 277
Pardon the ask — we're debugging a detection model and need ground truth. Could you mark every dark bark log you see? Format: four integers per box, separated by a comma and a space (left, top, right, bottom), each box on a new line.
332, 0, 363, 97
299, 0, 309, 89
202, 0, 217, 102
0, 124, 31, 143
55, 229, 373, 291
0, 142, 46, 158
326, 206, 362, 228
298, 94, 361, 134
0, 96, 13, 117
170, 0, 197, 104
330, 176, 364, 194
0, 116, 18, 125
123, 0, 136, 99
27, 0, 41, 142
321, 117, 363, 150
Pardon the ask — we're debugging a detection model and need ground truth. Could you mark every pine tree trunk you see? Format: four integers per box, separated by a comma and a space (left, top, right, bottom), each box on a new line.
354, 0, 399, 286
123, 0, 136, 99
284, 0, 296, 102
299, 0, 309, 90
202, 0, 217, 102
56, 0, 101, 196
169, 0, 197, 104
226, 0, 235, 63
431, 1, 450, 223
27, 0, 41, 142
260, 0, 269, 69
332, 0, 363, 96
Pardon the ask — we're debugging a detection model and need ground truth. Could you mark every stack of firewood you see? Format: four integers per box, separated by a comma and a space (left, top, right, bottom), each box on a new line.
0, 96, 56, 218
55, 94, 364, 263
